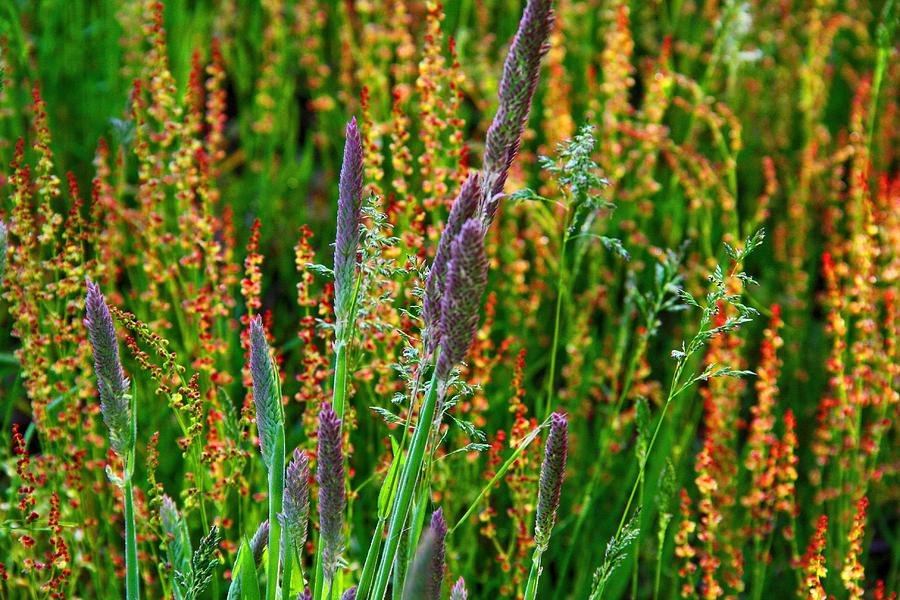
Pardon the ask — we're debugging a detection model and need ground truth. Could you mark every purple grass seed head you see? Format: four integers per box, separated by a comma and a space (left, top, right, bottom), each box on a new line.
281, 448, 311, 556
450, 577, 468, 600
435, 219, 489, 381
534, 411, 568, 550
84, 278, 132, 456
317, 402, 345, 582
479, 0, 554, 226
334, 117, 365, 340
249, 315, 282, 469
423, 174, 480, 355
250, 519, 270, 566
403, 509, 448, 600
339, 586, 357, 600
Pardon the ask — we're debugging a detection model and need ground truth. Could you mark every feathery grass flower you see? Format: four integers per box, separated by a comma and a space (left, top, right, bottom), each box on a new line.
535, 412, 568, 550
334, 117, 364, 341
84, 278, 132, 457
281, 448, 311, 558
249, 314, 282, 469
451, 577, 468, 600
402, 509, 447, 600
250, 520, 270, 565
423, 174, 480, 355
480, 0, 555, 224
317, 402, 345, 583
435, 219, 489, 380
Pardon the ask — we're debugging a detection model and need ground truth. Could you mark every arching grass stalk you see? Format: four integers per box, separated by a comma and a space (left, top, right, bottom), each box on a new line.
369, 373, 442, 600
523, 413, 568, 600
597, 231, 764, 599
84, 280, 140, 600
312, 117, 363, 600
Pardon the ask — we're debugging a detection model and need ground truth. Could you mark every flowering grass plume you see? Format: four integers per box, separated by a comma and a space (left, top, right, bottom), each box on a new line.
317, 402, 345, 582
0, 220, 7, 279
281, 448, 311, 559
249, 520, 270, 565
435, 219, 489, 380
84, 278, 131, 457
479, 0, 555, 224
534, 412, 568, 550
402, 510, 448, 600
426, 509, 448, 600
334, 117, 364, 340
450, 577, 468, 600
339, 587, 357, 600
423, 174, 480, 355
249, 314, 282, 469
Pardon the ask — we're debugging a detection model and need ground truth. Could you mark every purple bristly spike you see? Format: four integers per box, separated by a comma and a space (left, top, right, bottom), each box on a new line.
450, 577, 468, 600
281, 448, 311, 557
297, 588, 312, 600
480, 0, 555, 226
334, 117, 365, 340
249, 315, 281, 468
422, 174, 480, 356
534, 412, 568, 550
249, 519, 270, 565
339, 587, 357, 600
402, 509, 448, 600
435, 219, 489, 381
317, 402, 345, 582
84, 278, 131, 456
427, 509, 448, 600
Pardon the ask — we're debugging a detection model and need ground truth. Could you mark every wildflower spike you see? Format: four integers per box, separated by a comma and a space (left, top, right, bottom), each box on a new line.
249, 314, 282, 469
84, 278, 132, 456
317, 402, 345, 583
250, 519, 270, 565
450, 577, 468, 600
340, 587, 357, 600
480, 0, 555, 225
436, 219, 489, 380
535, 412, 568, 550
423, 174, 480, 355
0, 220, 7, 280
334, 117, 365, 341
427, 509, 448, 600
281, 448, 311, 557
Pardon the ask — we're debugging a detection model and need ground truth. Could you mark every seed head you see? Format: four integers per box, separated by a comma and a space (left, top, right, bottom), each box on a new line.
480, 0, 554, 226
436, 219, 488, 380
403, 509, 447, 600
317, 402, 345, 582
249, 315, 282, 469
450, 577, 468, 600
84, 279, 131, 456
423, 174, 480, 355
281, 448, 311, 557
334, 117, 364, 340
249, 519, 270, 565
534, 412, 568, 550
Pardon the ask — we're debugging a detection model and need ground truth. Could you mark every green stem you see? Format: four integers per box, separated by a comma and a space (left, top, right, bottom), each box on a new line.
282, 522, 294, 600
332, 341, 349, 421
541, 228, 568, 420
370, 373, 442, 600
523, 549, 544, 600
267, 428, 285, 600
356, 517, 386, 599
123, 475, 140, 600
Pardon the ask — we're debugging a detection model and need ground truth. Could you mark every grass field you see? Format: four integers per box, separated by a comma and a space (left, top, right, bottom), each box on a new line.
0, 0, 898, 598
